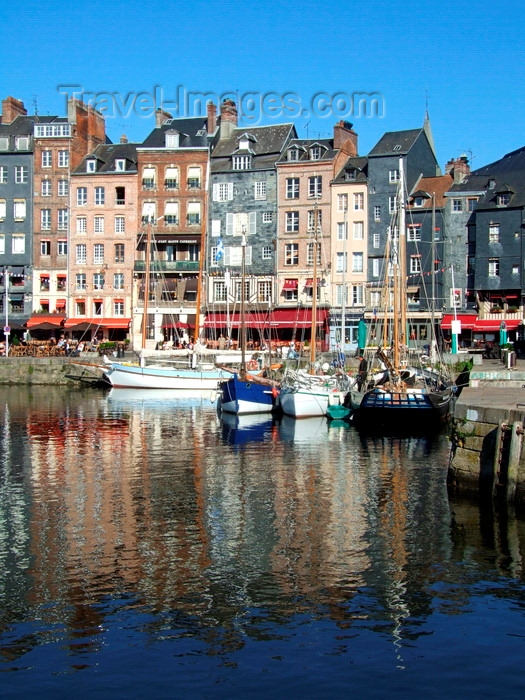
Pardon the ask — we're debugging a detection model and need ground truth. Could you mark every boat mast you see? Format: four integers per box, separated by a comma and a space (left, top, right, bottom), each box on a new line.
141, 218, 153, 352
341, 202, 347, 357
431, 192, 436, 360
310, 204, 319, 374
240, 232, 247, 376
398, 156, 407, 349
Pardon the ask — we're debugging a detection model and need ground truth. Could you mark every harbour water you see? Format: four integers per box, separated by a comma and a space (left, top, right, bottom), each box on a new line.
0, 385, 524, 698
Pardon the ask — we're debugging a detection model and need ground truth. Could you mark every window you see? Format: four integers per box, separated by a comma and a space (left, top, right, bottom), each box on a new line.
336, 252, 347, 273
86, 159, 96, 172
262, 212, 272, 223
512, 264, 519, 275
114, 273, 124, 290
285, 243, 299, 266
468, 198, 477, 212
373, 233, 380, 248
93, 244, 104, 265
453, 199, 463, 212
352, 252, 363, 272
187, 167, 201, 189
77, 187, 87, 205
142, 167, 155, 189
164, 201, 179, 225
308, 209, 322, 231
0, 199, 5, 219
0, 235, 5, 254
76, 244, 87, 264
489, 223, 500, 243
354, 192, 364, 210
57, 240, 67, 256
213, 182, 233, 201
374, 205, 381, 221
254, 181, 267, 200
498, 193, 510, 206
94, 187, 105, 205
286, 211, 299, 232
76, 216, 87, 235
12, 234, 25, 254
41, 209, 51, 230
58, 150, 69, 167
388, 195, 397, 213
164, 167, 178, 189
114, 300, 124, 316
115, 159, 126, 171
142, 201, 156, 225
337, 194, 348, 211
232, 155, 251, 170
225, 211, 256, 236
337, 222, 348, 240
41, 179, 51, 196
234, 279, 250, 302
262, 245, 272, 260
336, 285, 348, 306
39, 275, 50, 292
187, 202, 201, 225
35, 124, 71, 137
258, 280, 272, 303
93, 300, 103, 316
352, 285, 364, 305
488, 258, 499, 276
76, 274, 86, 290
15, 136, 29, 150
212, 280, 226, 302
372, 259, 380, 277
407, 225, 421, 241
115, 216, 125, 234
389, 169, 399, 183
165, 132, 179, 148
0, 137, 8, 150
93, 273, 104, 290
94, 216, 104, 234
0, 166, 7, 183
308, 176, 322, 198
353, 221, 364, 240
57, 209, 68, 230
42, 150, 52, 168
13, 199, 26, 220
288, 147, 300, 161
115, 243, 125, 263
310, 146, 321, 160
115, 186, 125, 205
15, 166, 28, 183
58, 180, 68, 196
410, 256, 421, 274
286, 178, 299, 199
307, 242, 321, 265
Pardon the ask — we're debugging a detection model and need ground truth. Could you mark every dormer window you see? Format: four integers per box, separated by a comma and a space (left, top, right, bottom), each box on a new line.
165, 132, 179, 148
310, 146, 321, 160
498, 193, 510, 206
115, 159, 126, 171
345, 169, 357, 181
233, 155, 251, 170
488, 178, 496, 189
15, 136, 29, 150
414, 197, 424, 207
239, 137, 250, 150
393, 144, 402, 151
86, 159, 96, 172
288, 147, 299, 161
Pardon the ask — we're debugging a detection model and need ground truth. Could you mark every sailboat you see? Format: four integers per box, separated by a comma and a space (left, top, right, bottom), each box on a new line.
346, 159, 455, 428
101, 217, 231, 390
217, 235, 280, 415
277, 215, 350, 418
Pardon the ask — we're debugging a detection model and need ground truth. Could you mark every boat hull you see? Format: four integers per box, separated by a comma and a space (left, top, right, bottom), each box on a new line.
219, 374, 276, 415
278, 388, 331, 418
351, 386, 453, 428
103, 362, 228, 390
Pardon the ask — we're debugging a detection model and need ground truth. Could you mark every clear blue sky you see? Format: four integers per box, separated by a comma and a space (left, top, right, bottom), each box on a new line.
2, 0, 524, 172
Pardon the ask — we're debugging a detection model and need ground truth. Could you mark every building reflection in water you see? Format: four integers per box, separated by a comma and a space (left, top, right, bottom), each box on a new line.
0, 386, 524, 670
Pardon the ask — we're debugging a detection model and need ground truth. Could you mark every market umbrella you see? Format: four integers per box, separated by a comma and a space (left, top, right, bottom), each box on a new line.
500, 321, 507, 347
27, 321, 61, 331
357, 318, 367, 352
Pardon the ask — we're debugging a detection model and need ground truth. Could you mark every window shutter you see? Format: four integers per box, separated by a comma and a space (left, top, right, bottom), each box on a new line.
228, 183, 234, 200
224, 247, 231, 265
226, 213, 234, 235
212, 183, 219, 201
249, 211, 256, 235
211, 219, 221, 237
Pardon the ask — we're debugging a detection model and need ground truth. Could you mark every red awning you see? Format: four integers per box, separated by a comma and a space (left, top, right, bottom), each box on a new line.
204, 312, 272, 329
64, 317, 131, 329
474, 319, 522, 331
282, 279, 298, 290
441, 314, 477, 330
162, 322, 189, 329
269, 308, 329, 328
26, 315, 65, 328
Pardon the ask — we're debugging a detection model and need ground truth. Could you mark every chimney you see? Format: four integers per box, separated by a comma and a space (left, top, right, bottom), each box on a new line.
120, 134, 128, 143
219, 99, 238, 139
2, 96, 27, 124
445, 155, 470, 184
207, 101, 217, 134
155, 108, 172, 127
333, 120, 358, 156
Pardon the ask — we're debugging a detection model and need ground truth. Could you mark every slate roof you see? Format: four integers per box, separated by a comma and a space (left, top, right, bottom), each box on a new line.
332, 156, 368, 184
211, 123, 295, 172
276, 138, 338, 164
408, 173, 453, 209
0, 115, 35, 137
140, 117, 210, 149
368, 128, 422, 157
73, 142, 139, 174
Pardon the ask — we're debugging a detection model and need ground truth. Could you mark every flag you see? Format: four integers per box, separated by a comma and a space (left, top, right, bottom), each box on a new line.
215, 237, 225, 261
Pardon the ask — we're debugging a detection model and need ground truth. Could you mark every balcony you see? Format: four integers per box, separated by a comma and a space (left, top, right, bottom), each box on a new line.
164, 180, 178, 190
187, 179, 201, 189
134, 260, 199, 272
187, 215, 201, 225
164, 216, 178, 225
142, 179, 155, 190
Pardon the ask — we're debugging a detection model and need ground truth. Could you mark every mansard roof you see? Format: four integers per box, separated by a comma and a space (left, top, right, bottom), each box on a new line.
277, 138, 337, 163
73, 142, 139, 174
368, 128, 422, 157
211, 123, 295, 172
332, 156, 368, 183
140, 117, 210, 149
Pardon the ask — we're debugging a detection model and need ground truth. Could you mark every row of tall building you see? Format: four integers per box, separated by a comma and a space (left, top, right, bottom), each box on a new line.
1, 94, 524, 351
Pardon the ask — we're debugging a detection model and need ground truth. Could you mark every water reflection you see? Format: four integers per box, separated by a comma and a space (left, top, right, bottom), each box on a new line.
0, 386, 524, 696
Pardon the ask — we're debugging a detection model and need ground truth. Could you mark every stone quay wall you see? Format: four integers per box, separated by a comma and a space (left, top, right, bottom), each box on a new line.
0, 357, 102, 385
